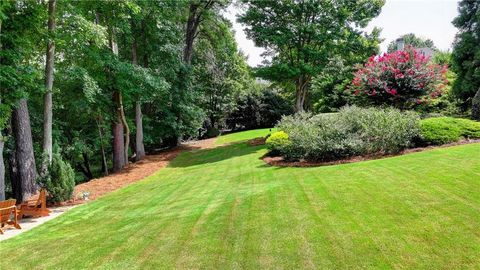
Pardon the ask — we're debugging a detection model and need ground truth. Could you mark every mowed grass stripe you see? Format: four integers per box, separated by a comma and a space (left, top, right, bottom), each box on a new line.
0, 130, 479, 269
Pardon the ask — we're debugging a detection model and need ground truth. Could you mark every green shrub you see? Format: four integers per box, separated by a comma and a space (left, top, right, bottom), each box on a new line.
39, 151, 76, 203
276, 106, 420, 161
266, 131, 291, 154
420, 117, 480, 145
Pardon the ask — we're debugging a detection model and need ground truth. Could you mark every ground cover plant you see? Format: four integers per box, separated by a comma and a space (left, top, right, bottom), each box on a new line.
1, 129, 479, 269
420, 117, 480, 145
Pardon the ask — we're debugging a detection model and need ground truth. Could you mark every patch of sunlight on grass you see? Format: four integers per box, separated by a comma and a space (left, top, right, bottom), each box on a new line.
215, 128, 277, 145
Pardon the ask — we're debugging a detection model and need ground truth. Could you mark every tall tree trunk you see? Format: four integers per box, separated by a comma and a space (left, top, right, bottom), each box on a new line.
183, 3, 200, 65
109, 25, 129, 171
42, 0, 56, 173
135, 101, 145, 161
112, 121, 125, 173
118, 93, 130, 165
294, 76, 309, 112
12, 99, 38, 202
131, 22, 145, 161
96, 116, 108, 176
8, 141, 19, 201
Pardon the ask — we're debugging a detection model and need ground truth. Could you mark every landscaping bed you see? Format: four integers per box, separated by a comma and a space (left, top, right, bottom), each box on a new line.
265, 106, 480, 166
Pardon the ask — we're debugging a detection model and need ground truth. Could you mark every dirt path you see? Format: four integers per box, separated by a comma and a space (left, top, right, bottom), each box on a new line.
72, 137, 217, 203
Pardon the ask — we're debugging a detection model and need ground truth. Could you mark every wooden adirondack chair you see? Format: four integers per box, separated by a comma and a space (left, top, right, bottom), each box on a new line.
0, 199, 21, 234
19, 189, 50, 218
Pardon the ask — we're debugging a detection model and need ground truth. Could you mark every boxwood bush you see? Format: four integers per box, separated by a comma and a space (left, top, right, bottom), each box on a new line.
266, 131, 291, 156
273, 106, 420, 161
39, 151, 76, 203
420, 117, 480, 145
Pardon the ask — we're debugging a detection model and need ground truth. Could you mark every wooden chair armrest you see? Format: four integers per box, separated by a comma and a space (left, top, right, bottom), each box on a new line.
0, 205, 16, 212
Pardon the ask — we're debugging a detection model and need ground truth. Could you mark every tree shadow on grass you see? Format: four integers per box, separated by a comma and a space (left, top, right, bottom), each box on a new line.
168, 142, 264, 168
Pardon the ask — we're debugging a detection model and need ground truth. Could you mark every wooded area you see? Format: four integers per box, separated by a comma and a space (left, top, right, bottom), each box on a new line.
0, 0, 260, 201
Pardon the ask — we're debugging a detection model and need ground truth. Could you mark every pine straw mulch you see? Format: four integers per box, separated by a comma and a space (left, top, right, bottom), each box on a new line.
263, 139, 480, 168
58, 138, 217, 206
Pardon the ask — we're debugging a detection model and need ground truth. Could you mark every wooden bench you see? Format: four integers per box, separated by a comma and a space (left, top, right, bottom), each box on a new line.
0, 199, 21, 234
19, 189, 51, 218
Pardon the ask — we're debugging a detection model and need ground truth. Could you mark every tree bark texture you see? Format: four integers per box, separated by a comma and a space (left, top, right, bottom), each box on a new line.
109, 25, 129, 170
135, 101, 145, 161
118, 93, 130, 166
96, 116, 109, 176
131, 24, 145, 161
42, 0, 56, 171
112, 122, 125, 172
295, 75, 309, 112
12, 98, 38, 202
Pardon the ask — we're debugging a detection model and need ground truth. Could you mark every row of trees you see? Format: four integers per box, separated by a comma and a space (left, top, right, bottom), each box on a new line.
0, 0, 260, 201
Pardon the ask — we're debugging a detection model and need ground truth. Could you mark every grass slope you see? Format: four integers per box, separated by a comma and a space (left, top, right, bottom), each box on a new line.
1, 131, 480, 269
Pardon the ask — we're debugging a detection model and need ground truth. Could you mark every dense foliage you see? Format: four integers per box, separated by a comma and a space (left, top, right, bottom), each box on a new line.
272, 106, 420, 161
420, 117, 480, 145
350, 46, 448, 109
0, 0, 262, 201
451, 0, 480, 109
226, 88, 293, 130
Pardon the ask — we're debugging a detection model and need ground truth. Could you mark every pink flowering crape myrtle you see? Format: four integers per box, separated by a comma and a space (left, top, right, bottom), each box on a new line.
350, 46, 448, 109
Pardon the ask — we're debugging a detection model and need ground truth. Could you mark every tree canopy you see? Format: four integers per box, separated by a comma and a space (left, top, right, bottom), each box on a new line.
238, 0, 384, 112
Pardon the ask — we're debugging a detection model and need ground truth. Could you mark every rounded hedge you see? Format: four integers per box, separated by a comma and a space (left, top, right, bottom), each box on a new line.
266, 131, 291, 154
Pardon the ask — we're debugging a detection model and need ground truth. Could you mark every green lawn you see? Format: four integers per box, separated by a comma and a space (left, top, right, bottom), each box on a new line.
1, 130, 480, 269
215, 128, 276, 145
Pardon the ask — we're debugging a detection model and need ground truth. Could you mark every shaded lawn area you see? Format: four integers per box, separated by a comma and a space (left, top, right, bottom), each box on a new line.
1, 130, 480, 269
215, 128, 276, 145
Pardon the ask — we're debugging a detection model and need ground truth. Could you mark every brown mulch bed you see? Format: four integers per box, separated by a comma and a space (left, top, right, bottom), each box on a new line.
57, 138, 217, 206
263, 139, 480, 168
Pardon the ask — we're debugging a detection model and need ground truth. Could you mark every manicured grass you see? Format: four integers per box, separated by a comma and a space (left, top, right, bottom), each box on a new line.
215, 128, 276, 145
1, 130, 480, 269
